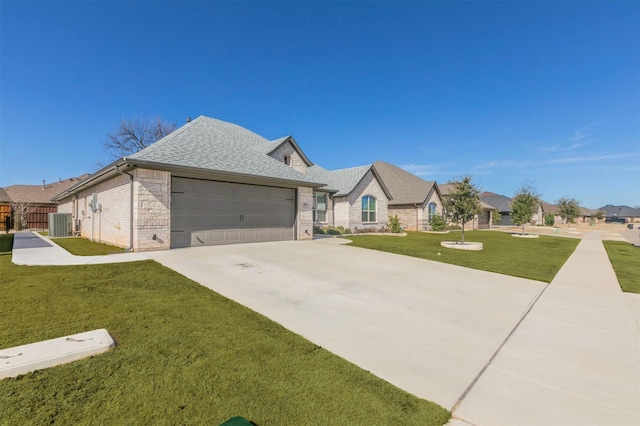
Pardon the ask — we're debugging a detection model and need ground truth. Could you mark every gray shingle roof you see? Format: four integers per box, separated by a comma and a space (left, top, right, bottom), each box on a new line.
479, 192, 512, 212
306, 164, 373, 196
373, 161, 436, 205
127, 116, 321, 186
598, 204, 640, 217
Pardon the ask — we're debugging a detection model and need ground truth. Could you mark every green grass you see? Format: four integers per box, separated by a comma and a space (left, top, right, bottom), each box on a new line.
0, 234, 13, 253
347, 231, 579, 283
51, 237, 125, 256
603, 240, 640, 294
0, 256, 450, 425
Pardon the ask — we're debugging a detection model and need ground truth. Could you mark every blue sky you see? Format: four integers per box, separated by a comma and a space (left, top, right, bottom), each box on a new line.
1, 1, 638, 208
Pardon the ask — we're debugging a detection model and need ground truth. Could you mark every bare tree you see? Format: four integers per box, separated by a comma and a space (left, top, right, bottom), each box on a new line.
11, 202, 38, 231
103, 117, 177, 160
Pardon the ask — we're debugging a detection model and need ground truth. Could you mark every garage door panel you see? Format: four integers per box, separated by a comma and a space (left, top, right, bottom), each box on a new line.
171, 177, 295, 248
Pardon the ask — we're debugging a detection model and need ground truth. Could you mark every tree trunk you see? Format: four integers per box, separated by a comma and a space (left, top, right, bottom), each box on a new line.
522, 223, 525, 235
461, 223, 465, 244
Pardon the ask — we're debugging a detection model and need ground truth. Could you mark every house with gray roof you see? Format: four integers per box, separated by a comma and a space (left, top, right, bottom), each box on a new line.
53, 116, 393, 250
598, 205, 640, 223
440, 185, 496, 230
480, 192, 544, 227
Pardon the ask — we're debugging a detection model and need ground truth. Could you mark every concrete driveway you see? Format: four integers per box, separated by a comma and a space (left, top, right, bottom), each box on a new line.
146, 238, 545, 411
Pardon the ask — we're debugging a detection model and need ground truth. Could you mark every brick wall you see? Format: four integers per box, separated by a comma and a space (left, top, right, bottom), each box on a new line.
389, 205, 418, 230
347, 170, 388, 231
70, 174, 132, 248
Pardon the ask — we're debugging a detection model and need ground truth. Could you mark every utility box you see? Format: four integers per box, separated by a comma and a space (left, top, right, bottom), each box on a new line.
49, 213, 72, 237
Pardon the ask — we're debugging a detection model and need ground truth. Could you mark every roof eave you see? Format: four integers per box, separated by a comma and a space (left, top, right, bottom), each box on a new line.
126, 158, 326, 189
51, 159, 129, 201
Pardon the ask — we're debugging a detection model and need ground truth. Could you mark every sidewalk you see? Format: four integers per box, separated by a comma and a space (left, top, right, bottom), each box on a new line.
453, 231, 640, 425
11, 231, 149, 265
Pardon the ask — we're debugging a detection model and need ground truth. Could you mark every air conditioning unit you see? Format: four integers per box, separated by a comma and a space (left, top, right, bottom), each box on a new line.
49, 213, 72, 237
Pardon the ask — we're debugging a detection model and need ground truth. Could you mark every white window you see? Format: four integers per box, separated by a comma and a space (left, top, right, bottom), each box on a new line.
361, 195, 376, 222
428, 202, 437, 221
313, 193, 327, 222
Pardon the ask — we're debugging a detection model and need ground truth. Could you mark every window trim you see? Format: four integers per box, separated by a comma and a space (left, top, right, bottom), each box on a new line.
361, 195, 377, 223
428, 202, 437, 221
313, 193, 328, 223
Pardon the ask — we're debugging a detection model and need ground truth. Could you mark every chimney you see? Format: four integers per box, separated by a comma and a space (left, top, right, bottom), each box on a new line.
186, 117, 192, 123
59, 178, 62, 183
42, 179, 45, 190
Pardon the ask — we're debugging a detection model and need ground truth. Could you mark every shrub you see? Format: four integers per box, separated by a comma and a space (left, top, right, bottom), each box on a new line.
387, 215, 402, 233
544, 213, 555, 227
430, 214, 446, 231
313, 226, 325, 235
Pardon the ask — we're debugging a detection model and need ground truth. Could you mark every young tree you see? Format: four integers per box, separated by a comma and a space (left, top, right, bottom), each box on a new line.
511, 183, 541, 235
557, 197, 581, 225
593, 210, 605, 224
103, 117, 177, 161
492, 209, 502, 226
444, 175, 482, 244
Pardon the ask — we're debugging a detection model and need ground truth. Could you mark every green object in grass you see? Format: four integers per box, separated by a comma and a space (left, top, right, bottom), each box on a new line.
220, 416, 253, 426
0, 234, 13, 253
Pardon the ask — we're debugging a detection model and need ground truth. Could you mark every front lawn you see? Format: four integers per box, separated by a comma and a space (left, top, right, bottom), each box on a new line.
347, 231, 579, 283
0, 255, 450, 425
51, 237, 125, 256
603, 240, 640, 294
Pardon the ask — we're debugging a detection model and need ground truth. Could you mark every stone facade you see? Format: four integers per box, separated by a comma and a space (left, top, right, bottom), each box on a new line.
132, 169, 171, 251
296, 186, 313, 240
268, 141, 308, 174
388, 205, 419, 231
388, 187, 445, 231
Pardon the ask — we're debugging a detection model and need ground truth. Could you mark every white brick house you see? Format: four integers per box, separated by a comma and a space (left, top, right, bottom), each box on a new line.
52, 116, 396, 250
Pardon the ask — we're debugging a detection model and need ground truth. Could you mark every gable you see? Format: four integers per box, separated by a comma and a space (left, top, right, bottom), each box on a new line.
266, 137, 311, 174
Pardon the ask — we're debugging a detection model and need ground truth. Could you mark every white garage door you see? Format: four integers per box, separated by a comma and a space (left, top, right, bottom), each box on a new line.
171, 177, 295, 248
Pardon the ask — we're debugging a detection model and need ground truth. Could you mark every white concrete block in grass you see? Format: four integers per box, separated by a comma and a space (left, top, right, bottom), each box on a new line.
0, 329, 115, 379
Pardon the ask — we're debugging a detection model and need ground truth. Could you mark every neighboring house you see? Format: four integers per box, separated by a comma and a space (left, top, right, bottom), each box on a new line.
2, 176, 88, 230
440, 185, 495, 230
52, 116, 395, 251
306, 164, 391, 232
481, 192, 543, 226
542, 202, 601, 225
371, 161, 444, 231
578, 207, 596, 224
598, 205, 640, 223
479, 192, 513, 226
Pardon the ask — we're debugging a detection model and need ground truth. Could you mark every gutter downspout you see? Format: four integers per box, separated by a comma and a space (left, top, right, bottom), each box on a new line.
115, 165, 134, 251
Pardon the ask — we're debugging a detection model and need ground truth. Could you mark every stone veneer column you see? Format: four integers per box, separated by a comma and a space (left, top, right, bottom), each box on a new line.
297, 186, 313, 240
132, 169, 171, 251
